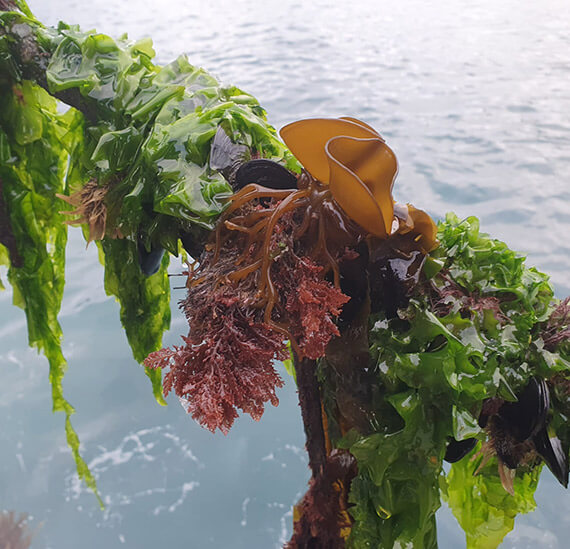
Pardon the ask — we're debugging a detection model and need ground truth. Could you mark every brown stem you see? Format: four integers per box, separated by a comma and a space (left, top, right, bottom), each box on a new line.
293, 353, 327, 479
0, 12, 99, 123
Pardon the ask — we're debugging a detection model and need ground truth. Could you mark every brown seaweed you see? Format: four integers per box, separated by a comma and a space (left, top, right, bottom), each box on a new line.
280, 117, 437, 250
57, 179, 114, 243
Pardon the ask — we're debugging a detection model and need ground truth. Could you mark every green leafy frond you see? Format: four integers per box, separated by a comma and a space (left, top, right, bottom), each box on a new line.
338, 213, 570, 548
444, 444, 540, 549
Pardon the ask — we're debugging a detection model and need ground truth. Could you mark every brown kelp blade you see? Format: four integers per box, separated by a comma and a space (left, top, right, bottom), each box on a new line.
280, 118, 379, 184
339, 116, 383, 138
326, 136, 397, 237
404, 205, 439, 252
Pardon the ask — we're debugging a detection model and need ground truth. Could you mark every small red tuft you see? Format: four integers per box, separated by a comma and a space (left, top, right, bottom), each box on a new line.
542, 297, 570, 351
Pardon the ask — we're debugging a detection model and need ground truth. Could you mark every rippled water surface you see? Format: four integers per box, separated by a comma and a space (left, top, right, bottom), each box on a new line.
2, 0, 570, 547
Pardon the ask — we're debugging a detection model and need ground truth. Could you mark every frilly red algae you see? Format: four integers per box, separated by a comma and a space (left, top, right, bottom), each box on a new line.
145, 288, 287, 434
144, 238, 289, 434
278, 257, 350, 360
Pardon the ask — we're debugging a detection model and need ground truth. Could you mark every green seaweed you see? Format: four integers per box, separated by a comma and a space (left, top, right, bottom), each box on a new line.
443, 444, 541, 549
100, 237, 170, 405
1, 3, 298, 501
339, 213, 569, 547
0, 80, 101, 506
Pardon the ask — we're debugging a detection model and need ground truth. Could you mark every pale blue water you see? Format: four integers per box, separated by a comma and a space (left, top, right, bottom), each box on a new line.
1, 0, 570, 547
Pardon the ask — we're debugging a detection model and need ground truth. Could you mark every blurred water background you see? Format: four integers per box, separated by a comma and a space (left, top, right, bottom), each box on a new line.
1, 0, 570, 546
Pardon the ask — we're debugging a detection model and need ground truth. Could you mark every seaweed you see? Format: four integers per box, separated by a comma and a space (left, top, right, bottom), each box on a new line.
1, 3, 569, 547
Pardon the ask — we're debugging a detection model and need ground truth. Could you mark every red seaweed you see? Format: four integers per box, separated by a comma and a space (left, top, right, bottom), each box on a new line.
542, 297, 570, 351
277, 257, 349, 360
145, 283, 287, 434
146, 184, 352, 433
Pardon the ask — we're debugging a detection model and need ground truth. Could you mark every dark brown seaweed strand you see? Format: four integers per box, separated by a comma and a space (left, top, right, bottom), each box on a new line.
286, 449, 356, 549
294, 354, 328, 479
0, 176, 23, 267
0, 1, 18, 11
287, 354, 348, 548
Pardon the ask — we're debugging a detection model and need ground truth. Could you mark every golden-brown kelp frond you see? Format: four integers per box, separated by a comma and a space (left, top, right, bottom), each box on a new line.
326, 135, 397, 237
57, 179, 115, 243
280, 117, 436, 251
0, 511, 34, 549
338, 116, 382, 136
395, 204, 439, 253
280, 118, 381, 183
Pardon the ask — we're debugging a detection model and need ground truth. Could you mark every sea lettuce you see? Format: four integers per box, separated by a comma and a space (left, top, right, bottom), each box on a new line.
340, 213, 570, 547
100, 237, 170, 405
43, 25, 299, 242
444, 444, 541, 549
0, 80, 101, 505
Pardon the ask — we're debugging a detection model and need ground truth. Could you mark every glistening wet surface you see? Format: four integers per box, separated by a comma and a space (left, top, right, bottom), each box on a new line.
1, 0, 569, 546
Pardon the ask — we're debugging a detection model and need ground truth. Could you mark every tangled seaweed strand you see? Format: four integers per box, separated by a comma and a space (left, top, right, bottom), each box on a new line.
56, 179, 120, 243
215, 172, 360, 321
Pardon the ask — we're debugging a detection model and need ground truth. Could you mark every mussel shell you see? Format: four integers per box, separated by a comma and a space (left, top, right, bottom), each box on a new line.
444, 437, 477, 463
533, 428, 569, 488
498, 377, 549, 442
138, 242, 165, 276
234, 159, 298, 191
179, 225, 210, 259
209, 126, 249, 183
